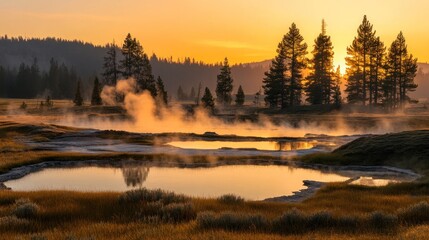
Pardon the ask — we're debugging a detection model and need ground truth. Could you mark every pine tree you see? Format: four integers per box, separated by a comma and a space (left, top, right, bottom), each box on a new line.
215, 58, 234, 105
47, 58, 59, 98
201, 87, 215, 110
235, 85, 245, 106
119, 34, 157, 97
91, 77, 102, 106
263, 41, 287, 108
156, 76, 168, 105
305, 20, 335, 105
283, 23, 308, 107
119, 33, 138, 79
177, 85, 186, 100
102, 42, 119, 86
369, 37, 386, 106
136, 53, 157, 97
384, 32, 417, 109
73, 80, 83, 106
333, 66, 342, 107
345, 15, 376, 105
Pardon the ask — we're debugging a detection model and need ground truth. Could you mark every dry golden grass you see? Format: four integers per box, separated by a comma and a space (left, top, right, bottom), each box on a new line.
0, 187, 428, 239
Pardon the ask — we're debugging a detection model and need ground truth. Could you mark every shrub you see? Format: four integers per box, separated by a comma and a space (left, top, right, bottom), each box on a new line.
272, 208, 309, 234
161, 202, 197, 223
308, 211, 334, 229
196, 211, 216, 229
217, 194, 245, 204
397, 201, 429, 225
138, 201, 164, 218
196, 211, 268, 231
367, 211, 398, 232
118, 188, 189, 204
12, 198, 39, 219
335, 215, 360, 232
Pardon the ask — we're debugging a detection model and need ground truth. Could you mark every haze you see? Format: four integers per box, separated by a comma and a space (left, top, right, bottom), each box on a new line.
1, 0, 429, 70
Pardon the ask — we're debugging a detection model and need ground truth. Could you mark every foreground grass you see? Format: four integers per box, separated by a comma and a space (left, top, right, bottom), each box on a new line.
1, 188, 429, 239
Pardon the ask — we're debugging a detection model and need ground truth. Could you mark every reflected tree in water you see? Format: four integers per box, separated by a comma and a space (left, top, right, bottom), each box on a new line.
121, 166, 150, 187
275, 141, 314, 151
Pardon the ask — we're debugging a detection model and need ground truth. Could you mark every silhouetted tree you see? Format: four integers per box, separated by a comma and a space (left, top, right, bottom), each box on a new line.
119, 33, 138, 79
73, 81, 83, 106
102, 42, 119, 86
47, 58, 59, 98
305, 20, 334, 105
369, 37, 386, 106
30, 58, 42, 97
333, 66, 342, 107
201, 87, 215, 110
283, 23, 308, 107
384, 32, 418, 109
119, 33, 157, 97
263, 41, 287, 108
235, 85, 245, 106
156, 76, 168, 105
91, 77, 102, 106
216, 58, 234, 105
137, 53, 157, 97
177, 85, 187, 100
15, 63, 32, 98
345, 15, 376, 105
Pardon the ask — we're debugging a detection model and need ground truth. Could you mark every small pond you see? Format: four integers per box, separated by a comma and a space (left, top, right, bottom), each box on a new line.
167, 140, 328, 151
4, 164, 349, 200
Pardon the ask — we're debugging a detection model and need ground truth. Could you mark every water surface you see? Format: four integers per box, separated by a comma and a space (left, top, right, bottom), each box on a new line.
167, 140, 319, 151
5, 164, 349, 200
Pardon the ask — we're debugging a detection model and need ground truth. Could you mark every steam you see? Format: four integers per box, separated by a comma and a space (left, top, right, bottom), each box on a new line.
59, 78, 399, 137
2, 78, 424, 138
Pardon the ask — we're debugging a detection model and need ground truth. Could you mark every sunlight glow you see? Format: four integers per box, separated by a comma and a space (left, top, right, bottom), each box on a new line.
0, 0, 427, 65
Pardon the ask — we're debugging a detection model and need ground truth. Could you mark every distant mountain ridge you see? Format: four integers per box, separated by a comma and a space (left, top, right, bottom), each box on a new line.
0, 37, 427, 99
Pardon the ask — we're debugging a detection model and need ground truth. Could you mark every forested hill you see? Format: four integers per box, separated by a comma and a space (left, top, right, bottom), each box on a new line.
0, 37, 427, 100
0, 37, 266, 98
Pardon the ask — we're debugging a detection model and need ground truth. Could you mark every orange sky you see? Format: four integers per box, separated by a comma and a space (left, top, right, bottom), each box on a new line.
1, 0, 428, 72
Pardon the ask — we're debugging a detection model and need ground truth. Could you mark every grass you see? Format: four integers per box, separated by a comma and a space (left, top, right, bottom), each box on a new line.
0, 189, 428, 239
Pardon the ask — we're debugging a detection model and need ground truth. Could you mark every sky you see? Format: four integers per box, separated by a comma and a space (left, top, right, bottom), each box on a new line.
0, 0, 428, 72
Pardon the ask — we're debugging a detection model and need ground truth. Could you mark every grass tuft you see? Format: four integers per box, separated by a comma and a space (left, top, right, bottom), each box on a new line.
118, 188, 189, 205
217, 194, 245, 204
272, 208, 308, 234
397, 201, 429, 225
12, 198, 40, 219
196, 211, 268, 232
367, 211, 398, 232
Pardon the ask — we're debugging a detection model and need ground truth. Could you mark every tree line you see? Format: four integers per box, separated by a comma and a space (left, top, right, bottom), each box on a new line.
0, 36, 266, 99
0, 58, 80, 99
263, 16, 418, 110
